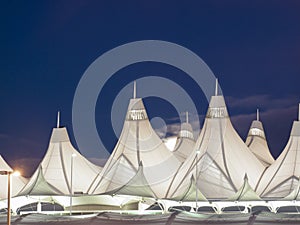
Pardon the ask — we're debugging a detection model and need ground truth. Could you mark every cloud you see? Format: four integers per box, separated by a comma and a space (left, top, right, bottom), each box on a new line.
230, 104, 298, 158
227, 95, 299, 136
0, 133, 9, 139
226, 94, 299, 111
154, 114, 203, 139
153, 94, 299, 159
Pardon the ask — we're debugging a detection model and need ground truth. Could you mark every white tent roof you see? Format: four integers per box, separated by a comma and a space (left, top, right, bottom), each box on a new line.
167, 93, 265, 200
18, 125, 101, 196
88, 97, 182, 198
52, 195, 140, 210
227, 174, 262, 201
245, 110, 274, 167
18, 165, 63, 196
172, 113, 196, 162
106, 162, 156, 198
170, 175, 207, 202
284, 179, 300, 201
257, 107, 300, 198
0, 155, 27, 199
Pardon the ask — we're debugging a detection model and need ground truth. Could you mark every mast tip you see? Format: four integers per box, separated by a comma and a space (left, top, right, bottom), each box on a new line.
186, 111, 189, 123
133, 80, 137, 99
57, 111, 60, 128
215, 78, 218, 96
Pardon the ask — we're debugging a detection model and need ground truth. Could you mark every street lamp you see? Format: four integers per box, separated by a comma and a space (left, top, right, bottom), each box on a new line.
70, 153, 76, 215
0, 170, 20, 225
195, 150, 200, 211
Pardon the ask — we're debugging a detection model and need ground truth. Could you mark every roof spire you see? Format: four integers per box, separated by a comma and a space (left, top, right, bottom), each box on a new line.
215, 78, 218, 96
244, 173, 248, 181
57, 111, 60, 128
186, 111, 189, 123
133, 80, 136, 99
256, 108, 259, 121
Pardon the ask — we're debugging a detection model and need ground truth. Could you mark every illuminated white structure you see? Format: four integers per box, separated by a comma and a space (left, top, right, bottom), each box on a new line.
171, 176, 207, 202
3, 82, 300, 216
257, 104, 300, 198
0, 155, 27, 199
245, 109, 274, 167
228, 174, 262, 202
18, 114, 101, 196
172, 112, 196, 162
284, 179, 300, 201
168, 81, 265, 200
88, 84, 182, 198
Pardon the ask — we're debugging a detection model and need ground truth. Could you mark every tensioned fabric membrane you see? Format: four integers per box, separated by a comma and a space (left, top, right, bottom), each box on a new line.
0, 155, 27, 199
18, 126, 102, 196
88, 97, 182, 198
1, 82, 300, 218
172, 112, 196, 163
256, 117, 300, 198
167, 93, 265, 200
245, 109, 274, 167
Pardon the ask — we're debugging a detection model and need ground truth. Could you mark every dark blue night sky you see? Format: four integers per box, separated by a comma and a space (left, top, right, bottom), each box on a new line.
1, 0, 300, 177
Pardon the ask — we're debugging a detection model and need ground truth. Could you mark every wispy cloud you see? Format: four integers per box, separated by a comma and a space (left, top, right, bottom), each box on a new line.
226, 94, 299, 111
231, 104, 298, 158
154, 114, 203, 138
0, 133, 9, 139
153, 94, 299, 159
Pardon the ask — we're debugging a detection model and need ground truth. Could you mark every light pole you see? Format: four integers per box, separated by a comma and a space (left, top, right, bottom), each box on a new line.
70, 153, 76, 215
0, 170, 20, 225
195, 150, 200, 212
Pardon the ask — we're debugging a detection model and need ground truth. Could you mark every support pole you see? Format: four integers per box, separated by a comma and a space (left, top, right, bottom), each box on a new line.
195, 150, 200, 211
7, 172, 11, 225
70, 154, 76, 215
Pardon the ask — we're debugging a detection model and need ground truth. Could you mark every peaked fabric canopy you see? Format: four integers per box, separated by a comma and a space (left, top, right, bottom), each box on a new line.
106, 162, 156, 198
88, 98, 182, 198
0, 155, 12, 172
18, 126, 101, 196
18, 166, 63, 196
257, 119, 300, 198
171, 175, 207, 202
173, 121, 196, 163
0, 155, 27, 199
227, 174, 262, 201
168, 94, 265, 200
284, 180, 300, 201
246, 119, 274, 167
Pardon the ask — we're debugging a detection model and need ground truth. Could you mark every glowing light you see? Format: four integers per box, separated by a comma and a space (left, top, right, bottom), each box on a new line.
13, 171, 20, 177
